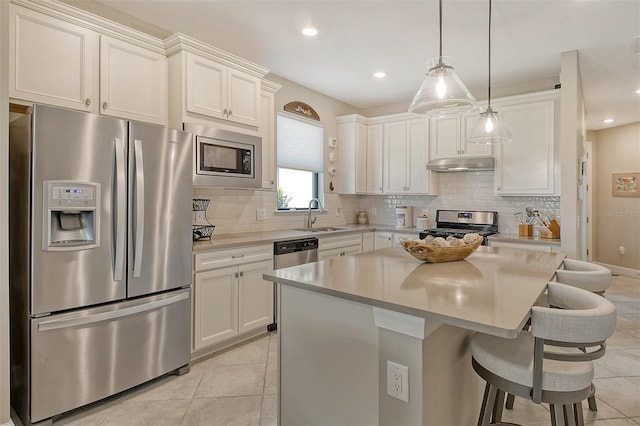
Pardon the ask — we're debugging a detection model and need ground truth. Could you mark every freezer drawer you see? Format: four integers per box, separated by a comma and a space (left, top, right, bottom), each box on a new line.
29, 289, 190, 423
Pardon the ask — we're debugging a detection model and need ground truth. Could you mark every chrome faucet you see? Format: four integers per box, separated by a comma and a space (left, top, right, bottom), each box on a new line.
307, 198, 325, 229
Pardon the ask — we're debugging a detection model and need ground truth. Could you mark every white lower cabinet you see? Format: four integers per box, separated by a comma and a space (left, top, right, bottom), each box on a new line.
374, 232, 393, 250
362, 232, 375, 252
318, 234, 362, 260
193, 244, 273, 351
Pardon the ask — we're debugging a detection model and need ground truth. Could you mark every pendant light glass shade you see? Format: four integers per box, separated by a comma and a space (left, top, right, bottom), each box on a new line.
408, 0, 477, 118
467, 0, 513, 144
466, 106, 513, 144
408, 56, 477, 117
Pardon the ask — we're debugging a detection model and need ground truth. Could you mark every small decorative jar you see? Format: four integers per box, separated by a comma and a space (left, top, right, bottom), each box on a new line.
357, 211, 369, 225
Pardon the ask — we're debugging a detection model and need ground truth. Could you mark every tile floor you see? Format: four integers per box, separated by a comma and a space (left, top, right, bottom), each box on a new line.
11, 274, 640, 426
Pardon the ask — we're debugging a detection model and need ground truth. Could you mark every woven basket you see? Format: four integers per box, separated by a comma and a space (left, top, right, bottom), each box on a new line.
400, 236, 483, 263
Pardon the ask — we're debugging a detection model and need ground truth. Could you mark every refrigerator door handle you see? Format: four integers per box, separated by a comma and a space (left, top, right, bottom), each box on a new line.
114, 137, 127, 281
37, 291, 189, 332
133, 139, 145, 278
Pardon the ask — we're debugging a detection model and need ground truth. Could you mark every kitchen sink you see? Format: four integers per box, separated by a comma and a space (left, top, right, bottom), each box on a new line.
294, 227, 347, 233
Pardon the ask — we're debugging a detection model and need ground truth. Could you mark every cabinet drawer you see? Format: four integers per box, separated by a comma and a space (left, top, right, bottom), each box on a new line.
318, 234, 362, 251
195, 244, 272, 271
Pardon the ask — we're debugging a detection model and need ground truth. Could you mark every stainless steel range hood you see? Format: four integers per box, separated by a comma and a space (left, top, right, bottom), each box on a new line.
426, 156, 495, 172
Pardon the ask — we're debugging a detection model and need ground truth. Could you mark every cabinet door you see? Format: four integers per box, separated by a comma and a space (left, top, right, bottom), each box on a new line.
494, 99, 555, 195
362, 232, 375, 252
260, 89, 276, 189
227, 68, 261, 126
429, 116, 460, 159
238, 260, 273, 334
383, 121, 407, 193
318, 247, 343, 260
100, 36, 167, 125
193, 267, 238, 350
406, 118, 429, 194
10, 4, 99, 112
366, 124, 383, 194
374, 232, 393, 250
355, 122, 368, 194
186, 52, 227, 120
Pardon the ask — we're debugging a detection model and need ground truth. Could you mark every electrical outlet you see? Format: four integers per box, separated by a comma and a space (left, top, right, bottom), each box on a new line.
256, 208, 266, 221
370, 207, 377, 217
387, 361, 409, 402
619, 246, 625, 255
336, 207, 343, 217
195, 211, 206, 223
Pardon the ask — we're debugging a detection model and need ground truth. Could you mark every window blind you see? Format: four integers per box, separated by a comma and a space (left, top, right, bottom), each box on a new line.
277, 113, 324, 172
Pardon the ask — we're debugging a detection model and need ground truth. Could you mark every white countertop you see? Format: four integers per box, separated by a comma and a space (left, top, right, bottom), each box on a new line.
264, 246, 566, 338
193, 224, 421, 251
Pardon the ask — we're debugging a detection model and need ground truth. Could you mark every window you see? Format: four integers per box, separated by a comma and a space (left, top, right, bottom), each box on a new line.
276, 113, 324, 210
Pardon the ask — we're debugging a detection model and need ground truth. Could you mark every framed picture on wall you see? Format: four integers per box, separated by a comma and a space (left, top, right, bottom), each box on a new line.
612, 172, 640, 197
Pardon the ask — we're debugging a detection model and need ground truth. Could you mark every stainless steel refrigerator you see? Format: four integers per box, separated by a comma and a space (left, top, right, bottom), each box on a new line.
9, 104, 193, 424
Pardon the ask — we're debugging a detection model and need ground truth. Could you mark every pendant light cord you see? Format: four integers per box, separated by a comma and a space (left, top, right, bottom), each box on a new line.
488, 0, 492, 106
439, 0, 443, 58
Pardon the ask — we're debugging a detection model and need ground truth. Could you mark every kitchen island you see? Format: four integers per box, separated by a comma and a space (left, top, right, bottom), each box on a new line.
264, 245, 565, 426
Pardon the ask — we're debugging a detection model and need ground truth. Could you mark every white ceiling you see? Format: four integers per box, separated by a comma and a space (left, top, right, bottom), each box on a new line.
94, 0, 640, 131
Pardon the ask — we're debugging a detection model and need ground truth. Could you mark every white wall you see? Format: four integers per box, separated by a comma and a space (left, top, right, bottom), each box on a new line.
559, 50, 585, 259
1, 0, 12, 424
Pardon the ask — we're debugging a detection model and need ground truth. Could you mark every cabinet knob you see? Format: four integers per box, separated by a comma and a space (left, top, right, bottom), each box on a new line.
235, 272, 239, 278
228, 110, 232, 116
223, 108, 228, 116
85, 98, 91, 107
240, 271, 244, 277
497, 186, 502, 191
102, 102, 108, 110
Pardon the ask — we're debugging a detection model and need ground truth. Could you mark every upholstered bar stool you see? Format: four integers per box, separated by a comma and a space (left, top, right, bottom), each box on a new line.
555, 259, 611, 295
505, 259, 613, 412
471, 282, 617, 426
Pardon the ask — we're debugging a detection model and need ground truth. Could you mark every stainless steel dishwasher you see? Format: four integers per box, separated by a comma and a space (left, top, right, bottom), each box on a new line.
269, 237, 319, 331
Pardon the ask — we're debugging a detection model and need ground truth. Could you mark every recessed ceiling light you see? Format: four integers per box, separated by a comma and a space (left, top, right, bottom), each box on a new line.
302, 27, 318, 37
374, 72, 386, 79
635, 89, 640, 94
604, 118, 614, 123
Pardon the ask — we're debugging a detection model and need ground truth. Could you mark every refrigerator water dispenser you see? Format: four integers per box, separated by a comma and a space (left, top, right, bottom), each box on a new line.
43, 180, 100, 250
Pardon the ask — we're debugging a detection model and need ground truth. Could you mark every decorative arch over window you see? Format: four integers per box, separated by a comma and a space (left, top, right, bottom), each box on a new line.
283, 101, 320, 121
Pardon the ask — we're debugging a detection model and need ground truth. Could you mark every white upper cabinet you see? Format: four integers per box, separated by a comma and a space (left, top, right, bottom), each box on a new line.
100, 36, 167, 125
430, 113, 492, 159
260, 80, 282, 190
493, 91, 558, 196
366, 124, 383, 194
9, 3, 168, 125
383, 118, 436, 194
165, 33, 268, 130
10, 4, 99, 112
337, 115, 367, 194
185, 53, 227, 120
227, 68, 261, 126
338, 113, 436, 195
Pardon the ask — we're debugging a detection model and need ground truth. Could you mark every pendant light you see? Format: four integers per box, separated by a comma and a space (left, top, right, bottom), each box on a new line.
467, 0, 513, 144
408, 0, 477, 118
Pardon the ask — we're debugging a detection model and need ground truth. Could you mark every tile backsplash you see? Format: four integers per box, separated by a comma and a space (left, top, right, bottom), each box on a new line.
194, 171, 560, 236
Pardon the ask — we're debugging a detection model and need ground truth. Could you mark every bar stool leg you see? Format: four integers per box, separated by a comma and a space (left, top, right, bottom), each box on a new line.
587, 384, 598, 411
493, 389, 505, 423
574, 401, 584, 426
478, 383, 497, 426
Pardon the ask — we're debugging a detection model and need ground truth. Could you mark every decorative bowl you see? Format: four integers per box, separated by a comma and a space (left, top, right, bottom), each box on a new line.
192, 224, 215, 241
400, 236, 483, 263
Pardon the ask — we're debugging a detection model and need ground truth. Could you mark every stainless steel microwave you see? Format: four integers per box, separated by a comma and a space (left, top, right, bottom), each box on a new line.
184, 124, 262, 188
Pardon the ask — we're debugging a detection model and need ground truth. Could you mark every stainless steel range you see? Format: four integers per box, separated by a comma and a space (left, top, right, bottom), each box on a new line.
419, 210, 498, 245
